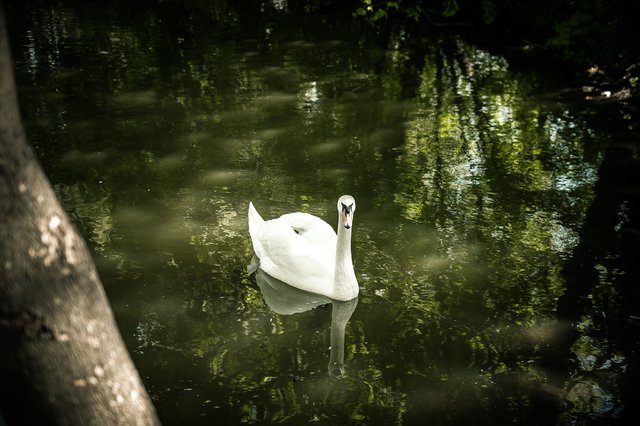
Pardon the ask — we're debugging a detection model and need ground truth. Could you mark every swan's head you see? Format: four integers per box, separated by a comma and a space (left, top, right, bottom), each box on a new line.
337, 195, 356, 229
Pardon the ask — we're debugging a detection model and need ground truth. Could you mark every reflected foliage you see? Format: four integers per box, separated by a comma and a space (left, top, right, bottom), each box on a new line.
356, 0, 640, 76
6, 0, 631, 424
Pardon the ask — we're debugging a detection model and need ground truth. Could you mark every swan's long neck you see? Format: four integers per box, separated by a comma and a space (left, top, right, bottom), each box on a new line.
334, 222, 358, 301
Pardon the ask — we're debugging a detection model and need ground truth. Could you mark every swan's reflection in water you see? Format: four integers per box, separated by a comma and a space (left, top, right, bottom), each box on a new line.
249, 256, 358, 379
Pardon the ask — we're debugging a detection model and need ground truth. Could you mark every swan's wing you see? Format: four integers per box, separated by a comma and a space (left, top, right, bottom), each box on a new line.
278, 212, 329, 231
279, 212, 336, 258
253, 217, 335, 294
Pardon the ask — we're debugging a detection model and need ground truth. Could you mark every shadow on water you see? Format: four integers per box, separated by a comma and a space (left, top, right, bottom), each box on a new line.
541, 122, 640, 424
249, 256, 358, 380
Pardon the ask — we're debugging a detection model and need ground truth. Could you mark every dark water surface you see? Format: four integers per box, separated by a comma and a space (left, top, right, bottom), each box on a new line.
6, 1, 640, 424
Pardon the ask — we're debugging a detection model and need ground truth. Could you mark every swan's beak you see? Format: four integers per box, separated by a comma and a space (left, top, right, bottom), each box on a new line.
343, 212, 352, 229
342, 203, 354, 229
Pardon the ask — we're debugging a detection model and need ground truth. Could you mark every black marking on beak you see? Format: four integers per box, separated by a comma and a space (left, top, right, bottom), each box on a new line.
341, 202, 353, 215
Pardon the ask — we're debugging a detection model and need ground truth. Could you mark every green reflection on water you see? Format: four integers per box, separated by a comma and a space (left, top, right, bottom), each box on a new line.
8, 1, 618, 424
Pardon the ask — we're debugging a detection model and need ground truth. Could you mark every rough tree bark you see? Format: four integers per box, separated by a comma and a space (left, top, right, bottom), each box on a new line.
0, 5, 160, 425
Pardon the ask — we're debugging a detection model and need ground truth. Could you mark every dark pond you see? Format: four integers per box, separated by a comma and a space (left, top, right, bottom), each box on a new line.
6, 0, 640, 424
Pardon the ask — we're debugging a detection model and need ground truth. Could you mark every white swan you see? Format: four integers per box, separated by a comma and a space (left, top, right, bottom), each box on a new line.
248, 195, 358, 301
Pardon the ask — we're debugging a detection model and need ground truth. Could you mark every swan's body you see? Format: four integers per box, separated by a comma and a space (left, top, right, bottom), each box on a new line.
248, 195, 358, 301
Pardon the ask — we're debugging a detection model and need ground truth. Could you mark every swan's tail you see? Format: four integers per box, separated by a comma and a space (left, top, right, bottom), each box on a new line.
248, 201, 265, 238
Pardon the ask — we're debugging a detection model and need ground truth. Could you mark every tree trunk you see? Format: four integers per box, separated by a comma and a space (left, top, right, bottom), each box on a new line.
0, 5, 160, 425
